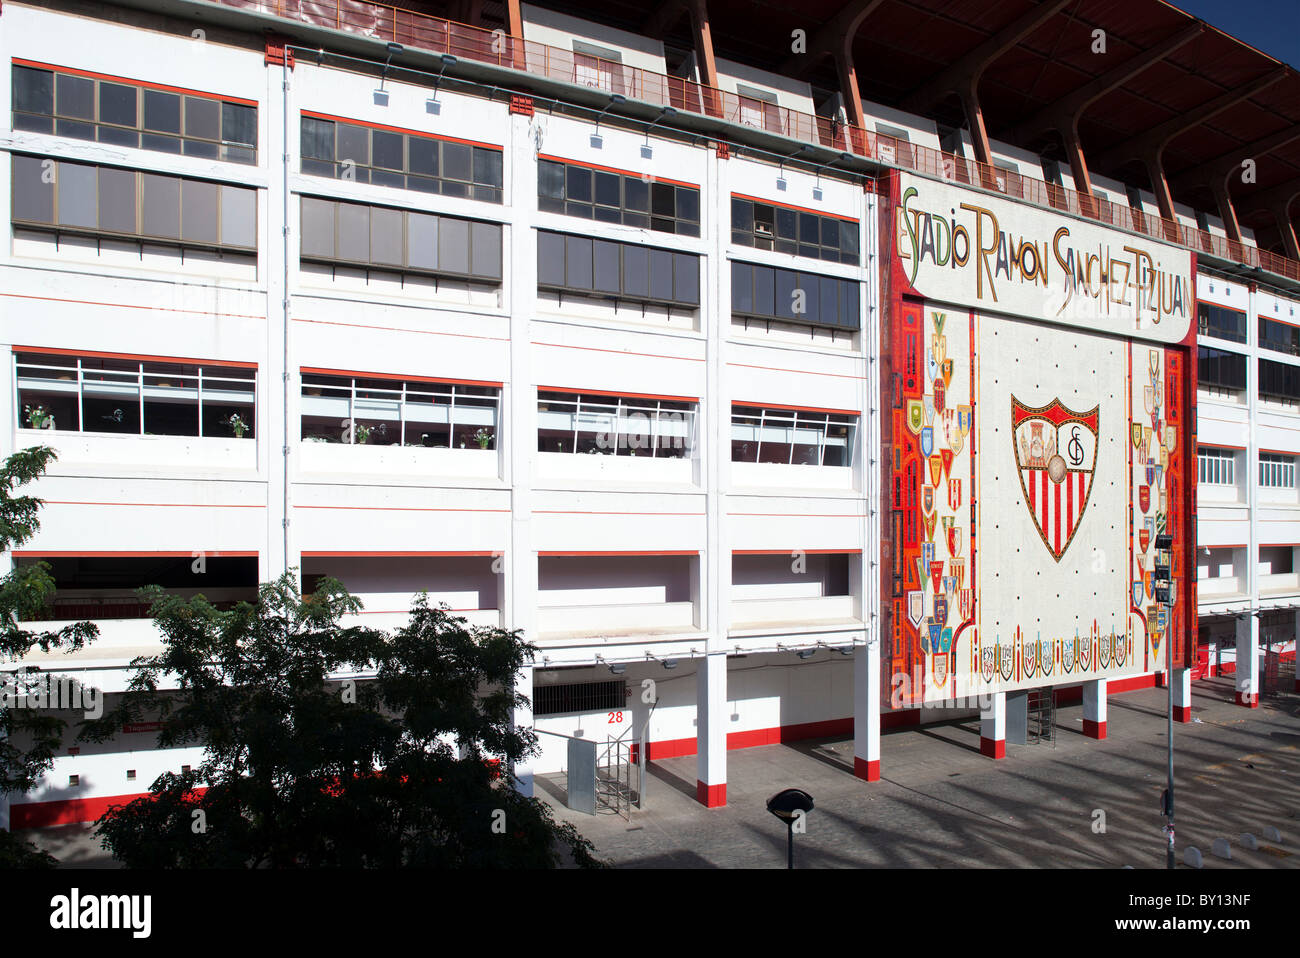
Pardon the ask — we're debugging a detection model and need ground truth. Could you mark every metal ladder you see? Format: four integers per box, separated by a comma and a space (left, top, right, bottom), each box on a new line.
1027, 687, 1056, 746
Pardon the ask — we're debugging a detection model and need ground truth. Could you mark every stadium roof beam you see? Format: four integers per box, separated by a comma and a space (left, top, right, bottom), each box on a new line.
1170, 125, 1300, 243
1238, 178, 1300, 259
1094, 68, 1289, 222
778, 0, 886, 76
1010, 22, 1204, 143
900, 0, 1073, 167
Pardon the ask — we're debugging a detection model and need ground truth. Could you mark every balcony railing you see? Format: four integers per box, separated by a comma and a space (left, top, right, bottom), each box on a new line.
216, 0, 1300, 285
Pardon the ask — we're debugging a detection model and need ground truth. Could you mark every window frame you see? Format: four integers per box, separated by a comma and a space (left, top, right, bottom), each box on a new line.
299, 112, 504, 204
730, 404, 857, 466
11, 154, 257, 254
537, 156, 700, 237
299, 195, 503, 284
11, 61, 257, 164
536, 230, 699, 308
730, 194, 858, 265
731, 259, 860, 332
1259, 452, 1296, 489
1197, 447, 1237, 486
299, 371, 502, 449
15, 350, 256, 439
536, 389, 697, 458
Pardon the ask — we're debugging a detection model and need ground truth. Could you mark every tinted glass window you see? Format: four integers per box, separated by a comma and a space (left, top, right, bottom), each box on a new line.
12, 154, 54, 223
470, 222, 501, 279
185, 96, 220, 140
141, 173, 180, 238
302, 116, 335, 160
622, 244, 649, 298
57, 162, 97, 229
593, 239, 620, 293
100, 83, 137, 127
538, 230, 566, 286
222, 103, 256, 146
143, 90, 181, 133
13, 66, 53, 115
443, 142, 472, 181
221, 186, 256, 248
565, 235, 593, 288
181, 179, 219, 244
56, 74, 93, 120
301, 197, 336, 259
98, 166, 137, 233
407, 212, 438, 271
370, 205, 404, 266
337, 203, 369, 261
438, 217, 470, 273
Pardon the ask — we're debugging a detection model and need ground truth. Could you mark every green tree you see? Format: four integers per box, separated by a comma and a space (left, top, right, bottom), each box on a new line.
88, 572, 601, 867
0, 447, 98, 868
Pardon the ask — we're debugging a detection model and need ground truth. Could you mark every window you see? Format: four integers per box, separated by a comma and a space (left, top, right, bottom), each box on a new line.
731, 196, 858, 265
572, 41, 626, 95
1259, 316, 1300, 356
731, 405, 856, 466
301, 373, 500, 449
874, 124, 913, 167
1197, 347, 1247, 392
1198, 447, 1236, 486
300, 114, 503, 203
1260, 453, 1296, 489
300, 197, 501, 283
11, 155, 257, 251
538, 159, 700, 237
537, 231, 699, 307
15, 352, 255, 438
1259, 358, 1300, 403
537, 390, 696, 457
534, 679, 626, 717
1197, 302, 1247, 343
735, 84, 781, 132
12, 63, 256, 163
731, 260, 860, 331
16, 555, 258, 620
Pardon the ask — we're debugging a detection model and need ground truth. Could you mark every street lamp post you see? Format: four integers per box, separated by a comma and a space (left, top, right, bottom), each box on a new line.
766, 788, 814, 869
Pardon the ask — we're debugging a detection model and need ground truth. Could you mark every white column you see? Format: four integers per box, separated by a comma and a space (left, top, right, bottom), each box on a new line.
696, 651, 727, 807
979, 691, 1006, 758
1235, 613, 1259, 707
1173, 668, 1192, 722
1083, 678, 1108, 739
853, 636, 880, 780
264, 53, 293, 585
504, 105, 539, 795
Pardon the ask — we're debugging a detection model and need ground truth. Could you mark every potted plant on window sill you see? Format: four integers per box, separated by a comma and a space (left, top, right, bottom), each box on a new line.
473, 427, 494, 449
227, 412, 249, 439
24, 404, 54, 430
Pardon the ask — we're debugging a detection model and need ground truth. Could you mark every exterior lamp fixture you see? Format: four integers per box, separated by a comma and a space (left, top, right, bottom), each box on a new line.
767, 788, 814, 868
662, 658, 679, 670
427, 53, 458, 114
641, 105, 678, 158
374, 41, 403, 105
590, 93, 626, 148
796, 648, 816, 659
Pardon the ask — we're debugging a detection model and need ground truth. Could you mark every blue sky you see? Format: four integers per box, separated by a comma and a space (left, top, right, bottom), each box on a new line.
1168, 0, 1300, 68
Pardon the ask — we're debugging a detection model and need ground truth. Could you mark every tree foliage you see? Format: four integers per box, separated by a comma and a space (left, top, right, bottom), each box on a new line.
0, 447, 98, 868
88, 573, 602, 868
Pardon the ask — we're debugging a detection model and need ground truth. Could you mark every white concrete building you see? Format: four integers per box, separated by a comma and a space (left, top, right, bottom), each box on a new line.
0, 0, 1296, 829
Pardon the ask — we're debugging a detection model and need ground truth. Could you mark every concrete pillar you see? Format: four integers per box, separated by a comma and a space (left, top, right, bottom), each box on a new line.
696, 651, 727, 806
1083, 678, 1107, 738
853, 639, 880, 780
511, 665, 534, 796
1235, 613, 1259, 707
1295, 609, 1300, 693
979, 691, 1005, 758
1208, 174, 1243, 243
1173, 668, 1192, 722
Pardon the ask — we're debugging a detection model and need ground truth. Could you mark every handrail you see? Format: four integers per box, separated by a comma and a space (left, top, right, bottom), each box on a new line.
209, 0, 1300, 285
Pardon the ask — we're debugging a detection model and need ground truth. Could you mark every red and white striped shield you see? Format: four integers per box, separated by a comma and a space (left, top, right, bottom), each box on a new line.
1011, 396, 1100, 562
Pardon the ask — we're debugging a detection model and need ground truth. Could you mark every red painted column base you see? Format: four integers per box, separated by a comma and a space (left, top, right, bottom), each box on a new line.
696, 780, 726, 807
1083, 719, 1107, 739
979, 737, 1005, 759
1235, 691, 1259, 708
1175, 706, 1192, 723
854, 757, 880, 781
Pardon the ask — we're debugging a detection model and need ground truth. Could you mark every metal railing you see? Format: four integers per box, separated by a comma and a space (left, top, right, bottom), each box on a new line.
216, 0, 1300, 285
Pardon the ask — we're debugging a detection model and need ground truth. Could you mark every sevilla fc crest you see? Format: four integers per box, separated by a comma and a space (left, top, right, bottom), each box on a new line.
1012, 396, 1099, 561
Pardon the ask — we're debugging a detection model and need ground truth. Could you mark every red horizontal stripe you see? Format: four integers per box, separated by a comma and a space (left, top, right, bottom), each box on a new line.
13, 550, 256, 558
732, 548, 862, 554
732, 400, 861, 416
537, 550, 698, 556
300, 550, 496, 557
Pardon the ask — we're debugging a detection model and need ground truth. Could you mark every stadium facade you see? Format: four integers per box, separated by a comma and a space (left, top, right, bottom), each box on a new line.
1, 0, 1298, 826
